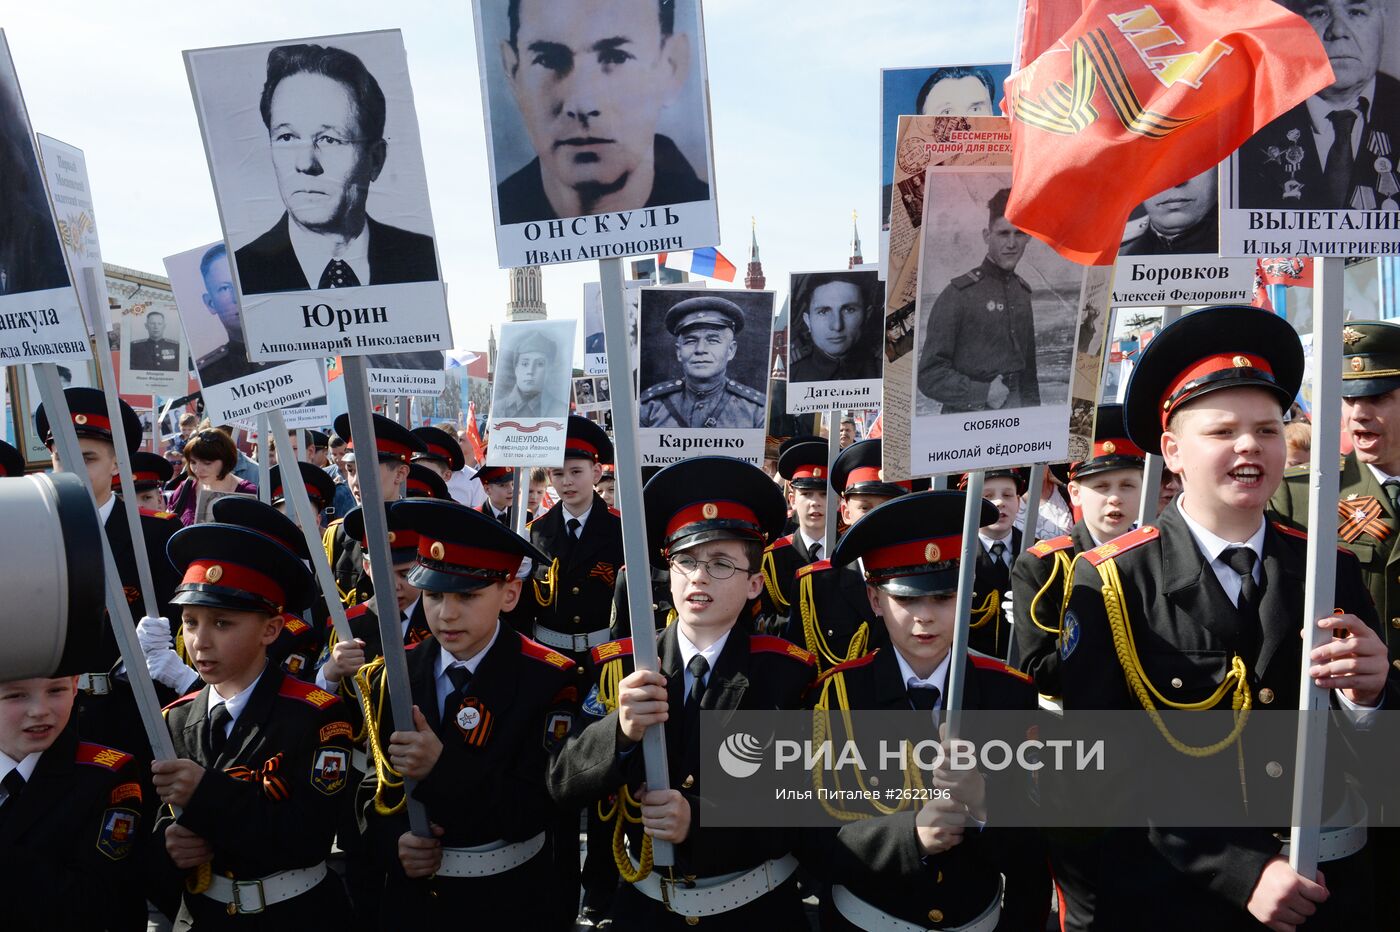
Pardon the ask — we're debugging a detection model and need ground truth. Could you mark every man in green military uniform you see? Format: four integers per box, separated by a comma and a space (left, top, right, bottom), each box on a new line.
1272, 320, 1400, 656
917, 187, 1040, 412
128, 310, 182, 372
638, 295, 766, 429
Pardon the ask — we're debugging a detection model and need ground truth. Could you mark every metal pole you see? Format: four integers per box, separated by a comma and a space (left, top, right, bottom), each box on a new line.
944, 471, 985, 725
512, 467, 529, 537
1288, 258, 1343, 878
824, 408, 840, 546
931, 474, 949, 491
342, 354, 430, 836
256, 414, 272, 506
1021, 463, 1047, 552
599, 256, 674, 866
1136, 305, 1183, 527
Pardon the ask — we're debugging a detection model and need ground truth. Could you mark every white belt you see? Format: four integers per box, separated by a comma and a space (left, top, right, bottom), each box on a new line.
351, 747, 369, 773
832, 881, 1001, 932
1279, 790, 1369, 863
534, 624, 611, 652
77, 673, 111, 695
201, 862, 328, 914
437, 832, 546, 877
630, 852, 799, 918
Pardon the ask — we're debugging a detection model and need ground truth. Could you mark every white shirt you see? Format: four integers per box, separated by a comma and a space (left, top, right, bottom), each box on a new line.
978, 532, 1014, 565
1016, 489, 1074, 541
677, 626, 730, 700
1365, 462, 1400, 491
435, 621, 500, 713
562, 501, 593, 536
449, 470, 486, 509
98, 492, 117, 525
1175, 499, 1264, 607
1304, 78, 1374, 172
0, 749, 41, 805
892, 646, 952, 706
797, 528, 825, 561
207, 665, 267, 740
289, 215, 370, 290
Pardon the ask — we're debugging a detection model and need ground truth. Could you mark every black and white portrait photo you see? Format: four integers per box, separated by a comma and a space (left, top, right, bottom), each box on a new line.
472, 0, 720, 268
1120, 167, 1219, 257
596, 376, 611, 402
637, 289, 771, 431
119, 298, 187, 396
491, 319, 574, 420
185, 30, 452, 361
126, 307, 183, 372
788, 269, 884, 385
575, 377, 596, 408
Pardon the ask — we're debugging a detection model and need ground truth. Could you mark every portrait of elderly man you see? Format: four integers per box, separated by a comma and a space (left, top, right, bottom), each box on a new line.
916, 64, 996, 116
495, 0, 711, 224
789, 270, 883, 383
496, 329, 568, 418
235, 43, 439, 295
638, 295, 765, 428
128, 310, 182, 372
1238, 0, 1400, 210
1120, 166, 1219, 255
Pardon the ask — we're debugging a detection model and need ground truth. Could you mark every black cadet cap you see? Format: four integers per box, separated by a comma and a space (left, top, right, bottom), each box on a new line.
778, 437, 830, 490
833, 490, 997, 597
960, 466, 1029, 496
269, 461, 336, 512
343, 501, 422, 563
644, 456, 787, 567
664, 295, 746, 335
1340, 321, 1400, 399
412, 426, 466, 472
565, 414, 613, 464
1124, 305, 1302, 455
406, 462, 451, 500
211, 496, 310, 560
304, 429, 329, 449
168, 523, 314, 615
394, 498, 545, 594
333, 412, 427, 465
35, 387, 143, 455
832, 439, 929, 498
0, 439, 23, 477
1069, 404, 1146, 482
130, 451, 174, 490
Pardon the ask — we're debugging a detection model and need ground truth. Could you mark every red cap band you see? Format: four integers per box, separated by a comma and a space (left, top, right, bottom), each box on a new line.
863, 534, 963, 578
348, 436, 415, 463
1159, 353, 1275, 427
664, 500, 761, 542
477, 466, 512, 484
564, 438, 599, 461
133, 470, 162, 484
845, 465, 912, 491
790, 463, 827, 481
418, 538, 521, 577
70, 412, 112, 433
181, 559, 285, 609
1089, 436, 1145, 461
423, 440, 454, 461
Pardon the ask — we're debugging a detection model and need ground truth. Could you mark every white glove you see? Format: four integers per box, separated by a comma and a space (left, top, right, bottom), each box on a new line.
146, 647, 200, 693
1001, 590, 1016, 628
137, 615, 174, 654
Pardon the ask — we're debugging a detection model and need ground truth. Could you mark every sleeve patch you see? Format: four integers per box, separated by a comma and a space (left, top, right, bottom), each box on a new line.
1059, 611, 1081, 660
582, 683, 607, 718
96, 808, 140, 861
109, 781, 142, 806
545, 711, 574, 751
319, 721, 353, 743
311, 747, 349, 796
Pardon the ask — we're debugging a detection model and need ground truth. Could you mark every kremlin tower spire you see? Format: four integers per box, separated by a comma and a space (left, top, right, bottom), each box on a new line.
848, 210, 863, 268
744, 217, 766, 290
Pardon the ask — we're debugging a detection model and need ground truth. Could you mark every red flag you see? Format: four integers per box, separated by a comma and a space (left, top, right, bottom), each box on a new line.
867, 412, 884, 439
1257, 256, 1314, 288
327, 356, 344, 382
1004, 1, 1334, 265
465, 402, 487, 464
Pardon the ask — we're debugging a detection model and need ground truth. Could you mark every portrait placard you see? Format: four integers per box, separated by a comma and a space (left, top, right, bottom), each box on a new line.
582, 278, 702, 378
786, 269, 884, 413
488, 318, 576, 466
118, 296, 188, 395
36, 135, 112, 337
637, 287, 772, 466
573, 375, 610, 413
165, 242, 329, 428
878, 63, 1011, 281
184, 29, 452, 361
0, 32, 88, 367
471, 0, 720, 269
366, 351, 446, 396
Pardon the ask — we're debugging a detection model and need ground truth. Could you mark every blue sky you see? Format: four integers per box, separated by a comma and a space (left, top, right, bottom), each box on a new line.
6, 0, 1022, 356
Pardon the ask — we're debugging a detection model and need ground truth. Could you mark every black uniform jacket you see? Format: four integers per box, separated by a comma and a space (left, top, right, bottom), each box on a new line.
760, 531, 821, 621
971, 527, 1021, 660
804, 648, 1050, 930
780, 558, 884, 671
519, 496, 624, 647
105, 504, 181, 667
1011, 521, 1096, 696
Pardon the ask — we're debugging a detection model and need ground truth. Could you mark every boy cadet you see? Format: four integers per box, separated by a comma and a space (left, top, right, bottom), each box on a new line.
961, 466, 1024, 660
551, 457, 817, 929
323, 412, 426, 607
809, 490, 1049, 931
475, 463, 518, 525
782, 438, 927, 669
1012, 404, 1145, 699
761, 437, 830, 620
0, 675, 145, 932
131, 451, 175, 511
405, 462, 451, 501
597, 464, 617, 509
1060, 306, 1396, 931
151, 521, 355, 927
527, 466, 549, 519
355, 499, 579, 929
410, 425, 465, 483
1271, 320, 1400, 657
268, 461, 337, 529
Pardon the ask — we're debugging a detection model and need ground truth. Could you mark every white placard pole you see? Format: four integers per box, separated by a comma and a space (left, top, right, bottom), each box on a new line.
825, 408, 840, 546
1137, 305, 1183, 527
944, 470, 985, 722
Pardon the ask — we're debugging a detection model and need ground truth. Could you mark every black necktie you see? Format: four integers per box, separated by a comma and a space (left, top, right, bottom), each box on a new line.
497, 508, 510, 526
1, 769, 25, 806
1223, 546, 1262, 661
684, 655, 709, 735
1384, 480, 1400, 514
810, 542, 822, 562
443, 664, 472, 732
990, 541, 1007, 566
206, 702, 232, 758
319, 258, 361, 289
1325, 109, 1358, 208
567, 517, 581, 540
908, 685, 940, 712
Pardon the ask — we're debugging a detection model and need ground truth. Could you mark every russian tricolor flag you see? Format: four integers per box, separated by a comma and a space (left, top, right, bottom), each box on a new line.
660, 247, 737, 282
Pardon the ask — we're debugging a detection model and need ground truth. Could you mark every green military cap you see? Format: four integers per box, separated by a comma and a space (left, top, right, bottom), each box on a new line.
664, 296, 746, 335
1341, 320, 1400, 399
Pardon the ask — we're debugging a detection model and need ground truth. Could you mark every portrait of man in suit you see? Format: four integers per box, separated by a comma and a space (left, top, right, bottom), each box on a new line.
234, 43, 439, 295
1238, 0, 1400, 210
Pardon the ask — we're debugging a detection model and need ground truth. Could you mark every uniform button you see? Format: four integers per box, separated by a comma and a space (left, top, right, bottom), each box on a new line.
652, 603, 659, 611
572, 587, 581, 596
572, 616, 581, 624
1266, 761, 1284, 779
685, 917, 699, 927
928, 909, 945, 923
1394, 660, 1400, 672
1258, 688, 1275, 705
826, 629, 834, 636
869, 775, 879, 786
682, 774, 695, 789
1390, 617, 1400, 629
1170, 677, 1183, 689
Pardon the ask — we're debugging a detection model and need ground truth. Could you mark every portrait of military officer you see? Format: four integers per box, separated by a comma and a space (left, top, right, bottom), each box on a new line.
1120, 166, 1220, 256
788, 269, 883, 384
234, 42, 439, 294
638, 294, 767, 429
575, 377, 596, 408
495, 327, 569, 418
917, 186, 1040, 413
127, 309, 181, 372
192, 242, 270, 388
1237, 0, 1400, 210
491, 0, 712, 224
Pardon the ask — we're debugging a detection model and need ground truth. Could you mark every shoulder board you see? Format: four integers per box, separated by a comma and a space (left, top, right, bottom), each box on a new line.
796, 559, 833, 579
1014, 274, 1032, 292
951, 270, 981, 289
765, 534, 795, 553
281, 615, 309, 635
162, 689, 201, 713
640, 380, 683, 401
1082, 525, 1158, 566
1028, 535, 1074, 558
346, 603, 371, 620
278, 677, 341, 709
1272, 520, 1308, 541
139, 508, 177, 520
1283, 464, 1309, 478
75, 742, 133, 771
814, 649, 878, 687
520, 636, 575, 670
608, 507, 621, 518
750, 634, 817, 666
591, 638, 633, 666
970, 654, 1033, 684
726, 379, 765, 403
